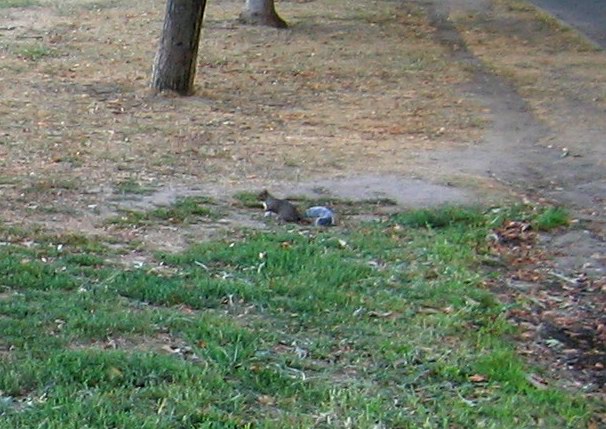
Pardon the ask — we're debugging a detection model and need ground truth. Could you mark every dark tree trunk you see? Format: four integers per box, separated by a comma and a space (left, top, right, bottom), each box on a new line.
239, 0, 287, 28
151, 0, 207, 95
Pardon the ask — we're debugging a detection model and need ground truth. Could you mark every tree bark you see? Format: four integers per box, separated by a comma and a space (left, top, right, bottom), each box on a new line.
151, 0, 207, 95
239, 0, 287, 28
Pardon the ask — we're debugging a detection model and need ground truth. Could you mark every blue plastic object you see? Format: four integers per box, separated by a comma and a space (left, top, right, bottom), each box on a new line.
304, 206, 336, 226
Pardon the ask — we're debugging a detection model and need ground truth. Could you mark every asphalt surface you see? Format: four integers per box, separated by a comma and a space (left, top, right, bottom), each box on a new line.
529, 0, 606, 48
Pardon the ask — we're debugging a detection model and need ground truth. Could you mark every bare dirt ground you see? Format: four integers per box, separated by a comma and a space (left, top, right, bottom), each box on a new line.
419, 0, 606, 398
1, 0, 494, 245
0, 0, 605, 398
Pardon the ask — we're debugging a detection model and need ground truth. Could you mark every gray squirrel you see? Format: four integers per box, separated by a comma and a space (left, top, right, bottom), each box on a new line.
257, 190, 305, 223
257, 190, 336, 226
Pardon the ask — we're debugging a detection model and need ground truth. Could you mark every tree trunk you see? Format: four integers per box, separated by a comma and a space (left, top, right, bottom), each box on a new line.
239, 0, 287, 28
151, 0, 207, 95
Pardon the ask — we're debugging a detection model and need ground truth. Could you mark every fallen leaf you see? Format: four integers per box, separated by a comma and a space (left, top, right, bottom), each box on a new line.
249, 363, 263, 372
257, 395, 275, 406
469, 374, 487, 383
520, 330, 535, 340
526, 373, 548, 390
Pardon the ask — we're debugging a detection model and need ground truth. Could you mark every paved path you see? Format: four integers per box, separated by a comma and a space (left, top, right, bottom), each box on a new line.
528, 0, 606, 48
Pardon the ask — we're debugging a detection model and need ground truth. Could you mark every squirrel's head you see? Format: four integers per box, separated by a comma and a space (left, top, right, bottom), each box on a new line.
257, 189, 270, 201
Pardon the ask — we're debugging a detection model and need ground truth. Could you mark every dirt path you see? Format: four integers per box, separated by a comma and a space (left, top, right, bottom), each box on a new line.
420, 0, 604, 207
407, 0, 606, 276
413, 0, 606, 393
279, 0, 606, 245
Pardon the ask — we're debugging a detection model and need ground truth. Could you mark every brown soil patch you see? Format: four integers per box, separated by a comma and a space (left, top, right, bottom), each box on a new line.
71, 332, 203, 362
0, 0, 483, 232
488, 220, 606, 395
451, 0, 606, 160
0, 0, 492, 250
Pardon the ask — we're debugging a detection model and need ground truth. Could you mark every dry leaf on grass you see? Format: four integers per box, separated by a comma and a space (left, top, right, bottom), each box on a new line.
526, 373, 549, 390
469, 374, 487, 383
257, 395, 275, 406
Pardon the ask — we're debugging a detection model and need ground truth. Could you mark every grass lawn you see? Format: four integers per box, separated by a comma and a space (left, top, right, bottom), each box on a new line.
0, 205, 597, 428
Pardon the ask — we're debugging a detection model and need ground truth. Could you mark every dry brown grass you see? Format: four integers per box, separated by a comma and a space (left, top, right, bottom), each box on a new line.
0, 0, 483, 224
450, 0, 606, 152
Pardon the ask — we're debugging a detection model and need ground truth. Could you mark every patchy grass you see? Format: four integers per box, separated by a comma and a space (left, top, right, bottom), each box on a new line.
14, 43, 57, 61
308, 197, 398, 217
106, 196, 217, 227
0, 0, 38, 8
533, 206, 569, 231
451, 0, 606, 153
232, 190, 261, 209
24, 177, 80, 194
0, 176, 19, 185
114, 178, 157, 195
392, 206, 485, 228
0, 206, 600, 427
